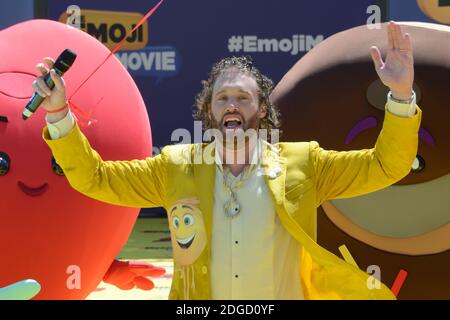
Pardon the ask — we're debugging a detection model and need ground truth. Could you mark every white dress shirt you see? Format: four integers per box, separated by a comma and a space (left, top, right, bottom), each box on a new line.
211, 142, 304, 299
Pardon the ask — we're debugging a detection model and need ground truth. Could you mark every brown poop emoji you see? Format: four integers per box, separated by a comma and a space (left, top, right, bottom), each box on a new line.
271, 22, 450, 299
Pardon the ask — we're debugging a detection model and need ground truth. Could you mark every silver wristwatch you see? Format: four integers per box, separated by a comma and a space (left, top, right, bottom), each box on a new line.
387, 90, 416, 104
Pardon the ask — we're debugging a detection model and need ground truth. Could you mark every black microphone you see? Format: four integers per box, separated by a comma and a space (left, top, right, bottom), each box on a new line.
22, 49, 77, 120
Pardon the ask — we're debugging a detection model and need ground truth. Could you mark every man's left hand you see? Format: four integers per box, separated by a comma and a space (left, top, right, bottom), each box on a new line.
370, 21, 414, 101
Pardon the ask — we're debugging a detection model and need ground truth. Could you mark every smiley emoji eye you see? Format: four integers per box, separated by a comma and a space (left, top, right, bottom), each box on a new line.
411, 155, 425, 173
0, 152, 10, 176
183, 214, 194, 226
172, 216, 180, 229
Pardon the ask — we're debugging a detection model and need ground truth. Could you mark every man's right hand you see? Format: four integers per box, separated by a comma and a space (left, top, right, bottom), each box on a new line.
33, 57, 68, 120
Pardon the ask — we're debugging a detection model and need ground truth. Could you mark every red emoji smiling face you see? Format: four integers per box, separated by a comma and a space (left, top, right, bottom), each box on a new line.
0, 72, 62, 197
0, 20, 152, 299
272, 22, 450, 299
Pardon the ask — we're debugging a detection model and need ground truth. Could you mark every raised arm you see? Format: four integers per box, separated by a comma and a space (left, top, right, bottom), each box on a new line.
34, 57, 167, 208
42, 123, 168, 208
312, 21, 421, 205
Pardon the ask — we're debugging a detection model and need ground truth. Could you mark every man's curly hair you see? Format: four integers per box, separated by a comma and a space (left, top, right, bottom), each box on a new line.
193, 56, 282, 138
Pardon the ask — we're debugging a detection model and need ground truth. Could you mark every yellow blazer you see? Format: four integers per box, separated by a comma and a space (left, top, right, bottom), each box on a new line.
43, 107, 422, 299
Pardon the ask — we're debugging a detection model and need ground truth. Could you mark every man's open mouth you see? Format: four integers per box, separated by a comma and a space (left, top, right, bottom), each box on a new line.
176, 233, 195, 249
223, 115, 243, 130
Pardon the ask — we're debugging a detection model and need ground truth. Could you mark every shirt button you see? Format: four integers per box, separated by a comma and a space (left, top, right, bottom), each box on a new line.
235, 241, 239, 244
202, 265, 208, 274
235, 274, 239, 278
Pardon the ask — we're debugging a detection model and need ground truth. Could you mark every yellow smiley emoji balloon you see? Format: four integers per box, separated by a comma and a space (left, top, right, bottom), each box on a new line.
168, 198, 206, 266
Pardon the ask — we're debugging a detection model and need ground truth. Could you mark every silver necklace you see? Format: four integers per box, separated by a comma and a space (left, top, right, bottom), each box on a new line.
223, 171, 244, 218
221, 140, 262, 218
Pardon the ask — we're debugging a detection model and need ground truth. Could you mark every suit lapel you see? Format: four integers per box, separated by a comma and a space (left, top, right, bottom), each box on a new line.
262, 142, 286, 207
192, 143, 216, 244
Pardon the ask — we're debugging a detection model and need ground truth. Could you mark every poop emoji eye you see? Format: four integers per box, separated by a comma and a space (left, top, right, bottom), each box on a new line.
183, 214, 194, 226
51, 156, 65, 176
411, 155, 425, 173
172, 216, 180, 229
0, 152, 10, 176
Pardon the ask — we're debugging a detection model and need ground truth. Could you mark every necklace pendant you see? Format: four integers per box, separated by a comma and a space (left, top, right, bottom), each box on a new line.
225, 199, 241, 218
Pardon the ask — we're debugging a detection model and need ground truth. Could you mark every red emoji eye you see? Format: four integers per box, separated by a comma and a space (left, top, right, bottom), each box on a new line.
51, 156, 65, 176
0, 152, 10, 176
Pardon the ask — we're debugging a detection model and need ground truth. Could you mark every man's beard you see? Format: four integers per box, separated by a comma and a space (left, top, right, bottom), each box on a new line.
210, 112, 261, 164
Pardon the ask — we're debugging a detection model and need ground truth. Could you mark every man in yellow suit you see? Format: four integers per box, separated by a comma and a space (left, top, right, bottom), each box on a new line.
34, 21, 421, 299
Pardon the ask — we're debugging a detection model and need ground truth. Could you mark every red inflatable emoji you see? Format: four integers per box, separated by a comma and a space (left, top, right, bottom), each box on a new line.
272, 22, 450, 299
0, 19, 164, 299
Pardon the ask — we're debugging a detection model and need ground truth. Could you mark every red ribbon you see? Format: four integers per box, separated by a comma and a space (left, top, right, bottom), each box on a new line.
68, 0, 164, 127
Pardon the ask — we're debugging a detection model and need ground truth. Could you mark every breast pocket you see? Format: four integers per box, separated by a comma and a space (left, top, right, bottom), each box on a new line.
284, 178, 314, 214
285, 178, 314, 201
